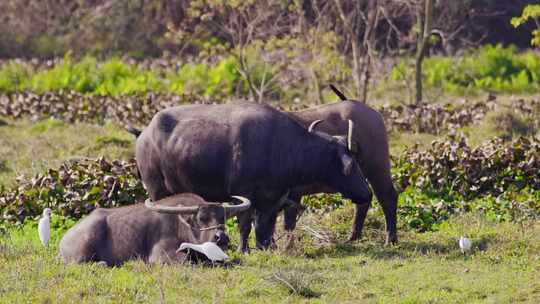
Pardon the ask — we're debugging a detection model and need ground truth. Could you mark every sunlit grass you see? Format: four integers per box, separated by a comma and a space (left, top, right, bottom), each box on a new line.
0, 117, 134, 187
1, 214, 538, 303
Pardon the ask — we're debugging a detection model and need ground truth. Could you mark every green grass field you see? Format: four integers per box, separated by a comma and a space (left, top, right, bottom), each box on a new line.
1, 214, 539, 303
0, 118, 134, 187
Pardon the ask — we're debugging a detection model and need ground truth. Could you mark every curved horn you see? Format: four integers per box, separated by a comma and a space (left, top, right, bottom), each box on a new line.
329, 84, 347, 101
308, 120, 324, 132
223, 196, 252, 214
347, 119, 354, 151
144, 199, 199, 214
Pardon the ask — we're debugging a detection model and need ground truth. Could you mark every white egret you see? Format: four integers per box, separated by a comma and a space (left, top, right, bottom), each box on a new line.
177, 242, 229, 262
38, 208, 51, 247
459, 236, 471, 254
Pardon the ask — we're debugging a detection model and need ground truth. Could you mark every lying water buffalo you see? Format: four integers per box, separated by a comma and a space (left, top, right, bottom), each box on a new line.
130, 103, 371, 251
283, 86, 398, 246
58, 193, 250, 265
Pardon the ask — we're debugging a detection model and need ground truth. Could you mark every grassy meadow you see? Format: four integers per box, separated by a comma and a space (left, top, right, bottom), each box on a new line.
2, 211, 539, 303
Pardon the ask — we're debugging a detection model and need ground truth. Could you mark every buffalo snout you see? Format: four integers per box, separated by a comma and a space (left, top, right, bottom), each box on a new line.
214, 230, 230, 249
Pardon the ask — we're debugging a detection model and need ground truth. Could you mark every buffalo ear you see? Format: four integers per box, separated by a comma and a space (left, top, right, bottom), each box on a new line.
340, 153, 354, 175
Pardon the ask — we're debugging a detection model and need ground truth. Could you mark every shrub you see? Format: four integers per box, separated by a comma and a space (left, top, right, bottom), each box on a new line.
0, 61, 32, 92
0, 91, 195, 127
168, 56, 239, 99
390, 45, 540, 95
0, 158, 146, 225
0, 56, 241, 99
397, 186, 539, 232
511, 4, 540, 47
392, 135, 540, 199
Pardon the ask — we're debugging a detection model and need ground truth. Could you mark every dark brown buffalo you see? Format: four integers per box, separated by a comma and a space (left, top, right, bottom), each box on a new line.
284, 86, 398, 246
58, 194, 250, 265
130, 103, 372, 251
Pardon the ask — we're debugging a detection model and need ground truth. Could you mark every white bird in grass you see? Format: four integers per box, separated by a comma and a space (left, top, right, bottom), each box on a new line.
459, 236, 471, 254
177, 242, 229, 262
38, 208, 51, 247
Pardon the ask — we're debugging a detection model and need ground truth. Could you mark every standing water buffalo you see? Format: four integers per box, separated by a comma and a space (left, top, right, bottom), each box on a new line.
59, 193, 250, 265
129, 103, 372, 251
283, 86, 398, 246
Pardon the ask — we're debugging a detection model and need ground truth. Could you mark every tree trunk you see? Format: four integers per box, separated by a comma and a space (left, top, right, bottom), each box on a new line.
333, 0, 362, 99
351, 40, 363, 99
310, 68, 324, 104
415, 0, 433, 104
361, 54, 371, 103
360, 0, 379, 104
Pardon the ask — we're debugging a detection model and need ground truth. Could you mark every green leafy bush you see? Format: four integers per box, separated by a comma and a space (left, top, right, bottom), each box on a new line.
0, 61, 32, 92
379, 99, 494, 134
168, 56, 238, 99
511, 4, 540, 47
302, 193, 347, 213
388, 134, 540, 231
0, 157, 146, 225
94, 58, 164, 96
0, 56, 241, 99
390, 45, 540, 94
392, 135, 540, 201
397, 186, 539, 232
0, 91, 197, 127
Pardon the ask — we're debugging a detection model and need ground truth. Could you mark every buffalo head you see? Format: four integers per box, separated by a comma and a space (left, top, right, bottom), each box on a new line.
145, 195, 251, 250
308, 119, 372, 204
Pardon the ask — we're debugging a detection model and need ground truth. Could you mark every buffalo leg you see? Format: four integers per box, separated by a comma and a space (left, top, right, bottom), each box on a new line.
283, 205, 298, 250
348, 201, 371, 242
283, 194, 303, 250
363, 162, 398, 245
236, 209, 253, 253
375, 186, 398, 245
254, 209, 279, 250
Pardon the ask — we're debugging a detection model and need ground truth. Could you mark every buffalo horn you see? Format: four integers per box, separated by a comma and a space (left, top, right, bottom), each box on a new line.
144, 199, 200, 214
223, 196, 252, 214
308, 120, 324, 132
347, 119, 354, 151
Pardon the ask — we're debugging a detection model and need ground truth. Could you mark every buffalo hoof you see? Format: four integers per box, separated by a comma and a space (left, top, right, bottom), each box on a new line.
255, 243, 271, 251
347, 231, 361, 243
284, 233, 295, 251
385, 233, 398, 245
270, 237, 278, 250
345, 238, 359, 244
237, 244, 250, 254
